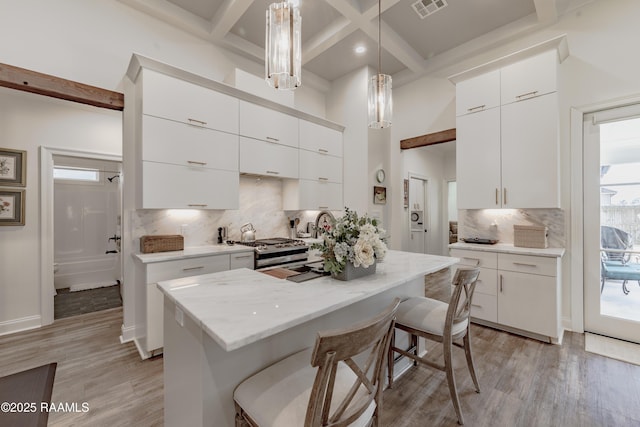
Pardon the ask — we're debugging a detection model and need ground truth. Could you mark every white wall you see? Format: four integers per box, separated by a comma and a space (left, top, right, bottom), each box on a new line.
0, 0, 328, 335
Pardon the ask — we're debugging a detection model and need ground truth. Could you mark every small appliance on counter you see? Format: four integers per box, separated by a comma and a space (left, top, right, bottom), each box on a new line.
461, 237, 498, 245
217, 226, 228, 244
240, 223, 256, 242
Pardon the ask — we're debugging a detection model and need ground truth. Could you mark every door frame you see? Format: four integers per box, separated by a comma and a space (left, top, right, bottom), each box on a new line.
39, 146, 122, 326
569, 93, 640, 334
407, 172, 430, 254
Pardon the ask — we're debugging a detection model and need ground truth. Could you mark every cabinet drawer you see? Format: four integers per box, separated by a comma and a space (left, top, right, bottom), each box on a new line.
239, 101, 298, 148
498, 253, 557, 277
142, 69, 238, 134
500, 50, 557, 105
450, 249, 497, 269
239, 137, 298, 179
230, 252, 255, 270
142, 115, 239, 172
299, 150, 342, 183
142, 162, 239, 209
470, 292, 497, 323
299, 120, 342, 157
473, 267, 497, 296
455, 70, 500, 116
146, 254, 230, 284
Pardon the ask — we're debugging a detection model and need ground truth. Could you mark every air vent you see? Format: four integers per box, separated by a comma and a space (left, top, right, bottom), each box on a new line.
411, 0, 448, 19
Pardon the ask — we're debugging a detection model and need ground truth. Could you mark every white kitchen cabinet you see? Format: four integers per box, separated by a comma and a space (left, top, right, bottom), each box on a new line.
142, 162, 239, 209
500, 50, 557, 106
282, 179, 343, 211
239, 101, 299, 148
142, 115, 238, 172
299, 150, 342, 183
142, 251, 254, 356
299, 120, 342, 157
456, 108, 501, 209
501, 93, 559, 208
142, 69, 239, 135
239, 137, 298, 179
455, 70, 500, 117
455, 49, 560, 209
449, 247, 562, 343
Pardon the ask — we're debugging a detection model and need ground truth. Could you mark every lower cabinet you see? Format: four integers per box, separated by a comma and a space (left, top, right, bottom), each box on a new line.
450, 248, 562, 342
139, 251, 254, 357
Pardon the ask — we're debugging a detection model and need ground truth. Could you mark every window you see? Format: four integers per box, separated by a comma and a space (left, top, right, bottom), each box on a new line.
53, 166, 100, 182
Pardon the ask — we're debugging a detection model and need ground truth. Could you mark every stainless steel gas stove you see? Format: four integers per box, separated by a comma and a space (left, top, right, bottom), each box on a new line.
234, 238, 309, 269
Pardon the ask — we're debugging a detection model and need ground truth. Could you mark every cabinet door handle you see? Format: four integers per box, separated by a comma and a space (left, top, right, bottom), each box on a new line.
503, 188, 507, 205
318, 206, 329, 209
182, 266, 205, 271
496, 188, 499, 205
266, 136, 279, 142
471, 303, 482, 308
513, 262, 537, 268
461, 257, 480, 267
187, 160, 207, 166
266, 170, 280, 175
187, 118, 207, 126
467, 104, 486, 112
188, 204, 208, 207
233, 255, 253, 259
318, 177, 329, 181
500, 274, 503, 293
318, 148, 329, 154
515, 90, 538, 100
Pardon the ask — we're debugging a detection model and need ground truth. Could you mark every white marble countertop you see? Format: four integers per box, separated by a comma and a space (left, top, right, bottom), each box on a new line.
133, 244, 254, 264
449, 242, 565, 257
157, 250, 458, 352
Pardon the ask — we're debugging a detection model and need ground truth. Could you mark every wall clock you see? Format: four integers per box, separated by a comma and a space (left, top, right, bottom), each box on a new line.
376, 169, 385, 183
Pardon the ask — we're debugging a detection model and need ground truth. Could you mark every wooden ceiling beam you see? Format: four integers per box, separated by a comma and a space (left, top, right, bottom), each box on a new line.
0, 63, 124, 111
400, 128, 456, 150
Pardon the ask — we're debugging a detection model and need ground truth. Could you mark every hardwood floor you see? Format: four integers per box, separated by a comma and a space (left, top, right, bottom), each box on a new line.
1, 308, 640, 426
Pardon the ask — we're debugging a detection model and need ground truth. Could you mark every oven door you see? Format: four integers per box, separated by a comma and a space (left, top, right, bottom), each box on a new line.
255, 249, 309, 269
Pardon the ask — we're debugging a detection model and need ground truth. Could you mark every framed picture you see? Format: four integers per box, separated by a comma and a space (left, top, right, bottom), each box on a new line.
403, 179, 409, 207
0, 189, 25, 226
373, 186, 387, 205
0, 148, 27, 187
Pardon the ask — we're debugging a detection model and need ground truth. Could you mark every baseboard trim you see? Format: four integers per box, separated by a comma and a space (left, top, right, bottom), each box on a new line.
0, 315, 42, 336
119, 324, 136, 344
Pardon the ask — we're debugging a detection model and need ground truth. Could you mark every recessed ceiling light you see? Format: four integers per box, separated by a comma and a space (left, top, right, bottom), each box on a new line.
354, 45, 367, 55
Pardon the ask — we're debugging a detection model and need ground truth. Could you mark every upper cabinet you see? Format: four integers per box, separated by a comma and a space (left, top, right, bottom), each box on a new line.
299, 120, 342, 156
500, 50, 557, 105
239, 101, 298, 148
455, 49, 560, 209
455, 70, 500, 117
142, 69, 238, 135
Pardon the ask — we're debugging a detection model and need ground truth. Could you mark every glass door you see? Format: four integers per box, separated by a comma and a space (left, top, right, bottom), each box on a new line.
584, 106, 640, 343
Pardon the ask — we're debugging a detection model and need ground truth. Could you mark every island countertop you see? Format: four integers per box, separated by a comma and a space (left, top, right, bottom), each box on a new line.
157, 250, 458, 352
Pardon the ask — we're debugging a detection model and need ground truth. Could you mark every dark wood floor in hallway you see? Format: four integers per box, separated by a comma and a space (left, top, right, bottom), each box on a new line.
0, 308, 639, 427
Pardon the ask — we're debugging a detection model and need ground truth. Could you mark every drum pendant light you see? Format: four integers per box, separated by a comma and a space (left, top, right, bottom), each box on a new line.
368, 0, 392, 128
265, 1, 301, 90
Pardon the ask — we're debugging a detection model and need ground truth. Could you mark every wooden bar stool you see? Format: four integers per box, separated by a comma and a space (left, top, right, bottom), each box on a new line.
234, 298, 400, 427
387, 267, 481, 425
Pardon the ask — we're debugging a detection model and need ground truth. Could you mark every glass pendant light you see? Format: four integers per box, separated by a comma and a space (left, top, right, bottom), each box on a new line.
265, 1, 301, 90
368, 0, 392, 128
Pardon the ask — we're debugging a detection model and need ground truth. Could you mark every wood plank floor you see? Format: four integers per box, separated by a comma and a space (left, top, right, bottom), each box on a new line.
1, 308, 640, 426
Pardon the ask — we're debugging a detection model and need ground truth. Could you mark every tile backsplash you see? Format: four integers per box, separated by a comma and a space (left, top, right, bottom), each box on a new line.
131, 176, 327, 248
457, 208, 565, 247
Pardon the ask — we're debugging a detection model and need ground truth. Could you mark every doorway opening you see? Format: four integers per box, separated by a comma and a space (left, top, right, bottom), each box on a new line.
408, 175, 428, 254
52, 155, 122, 319
584, 105, 640, 343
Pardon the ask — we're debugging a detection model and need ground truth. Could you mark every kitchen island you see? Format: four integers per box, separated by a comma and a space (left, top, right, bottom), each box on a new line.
157, 250, 458, 427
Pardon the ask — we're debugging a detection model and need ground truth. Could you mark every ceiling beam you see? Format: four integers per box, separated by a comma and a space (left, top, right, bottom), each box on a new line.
302, 17, 355, 64
533, 0, 558, 23
210, 0, 255, 41
400, 128, 456, 150
0, 63, 124, 111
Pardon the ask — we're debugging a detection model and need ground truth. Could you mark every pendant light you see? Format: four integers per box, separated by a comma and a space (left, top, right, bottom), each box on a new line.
368, 0, 392, 128
265, 1, 301, 90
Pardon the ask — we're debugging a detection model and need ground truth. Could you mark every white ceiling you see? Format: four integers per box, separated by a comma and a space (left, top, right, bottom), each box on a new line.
118, 0, 587, 88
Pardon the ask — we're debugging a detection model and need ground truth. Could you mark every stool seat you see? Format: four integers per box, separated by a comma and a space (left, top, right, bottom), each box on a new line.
396, 297, 468, 337
234, 348, 375, 427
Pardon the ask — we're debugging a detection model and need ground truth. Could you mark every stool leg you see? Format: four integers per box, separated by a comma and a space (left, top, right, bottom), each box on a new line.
444, 335, 464, 425
463, 332, 480, 393
387, 330, 396, 388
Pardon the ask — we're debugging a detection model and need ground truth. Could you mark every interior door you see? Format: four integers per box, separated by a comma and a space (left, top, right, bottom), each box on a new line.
584, 105, 640, 343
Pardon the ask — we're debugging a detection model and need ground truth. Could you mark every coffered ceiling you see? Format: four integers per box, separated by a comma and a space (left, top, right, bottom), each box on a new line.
119, 0, 589, 88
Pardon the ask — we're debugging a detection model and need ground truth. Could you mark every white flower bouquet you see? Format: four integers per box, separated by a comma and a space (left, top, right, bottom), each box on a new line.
312, 208, 387, 275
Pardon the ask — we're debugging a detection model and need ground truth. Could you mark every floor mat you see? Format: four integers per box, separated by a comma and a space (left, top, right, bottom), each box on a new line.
0, 363, 57, 427
585, 333, 640, 366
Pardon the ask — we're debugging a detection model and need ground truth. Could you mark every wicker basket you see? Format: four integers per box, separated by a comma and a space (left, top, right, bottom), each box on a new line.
140, 235, 184, 253
513, 225, 548, 248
